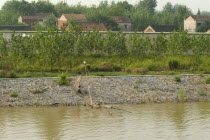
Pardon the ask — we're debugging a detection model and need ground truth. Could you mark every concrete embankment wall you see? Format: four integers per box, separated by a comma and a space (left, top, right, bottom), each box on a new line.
1, 31, 210, 40
0, 75, 210, 107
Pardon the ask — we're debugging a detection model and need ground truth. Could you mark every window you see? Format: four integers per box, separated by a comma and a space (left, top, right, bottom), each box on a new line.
124, 25, 128, 29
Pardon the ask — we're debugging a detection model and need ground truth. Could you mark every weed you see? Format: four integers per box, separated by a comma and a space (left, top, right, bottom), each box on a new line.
173, 75, 181, 82
30, 89, 47, 94
57, 73, 69, 86
10, 92, 18, 97
178, 89, 185, 102
205, 76, 210, 84
198, 88, 207, 96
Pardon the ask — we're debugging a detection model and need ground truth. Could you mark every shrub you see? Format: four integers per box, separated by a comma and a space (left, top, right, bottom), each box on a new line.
173, 75, 181, 82
6, 71, 17, 78
168, 60, 180, 70
10, 92, 18, 97
205, 76, 210, 84
57, 74, 69, 86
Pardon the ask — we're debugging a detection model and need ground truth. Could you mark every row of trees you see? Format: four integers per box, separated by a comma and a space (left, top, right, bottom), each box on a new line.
0, 0, 194, 31
0, 28, 210, 70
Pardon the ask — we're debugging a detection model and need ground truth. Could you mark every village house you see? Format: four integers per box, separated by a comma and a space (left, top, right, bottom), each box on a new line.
58, 14, 87, 30
184, 15, 210, 33
18, 13, 53, 27
144, 25, 178, 33
80, 23, 107, 31
110, 16, 132, 31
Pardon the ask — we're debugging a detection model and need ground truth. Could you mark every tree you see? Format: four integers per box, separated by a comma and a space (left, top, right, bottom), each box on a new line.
136, 0, 157, 14
197, 20, 210, 32
197, 9, 201, 15
31, 0, 56, 15
2, 0, 36, 16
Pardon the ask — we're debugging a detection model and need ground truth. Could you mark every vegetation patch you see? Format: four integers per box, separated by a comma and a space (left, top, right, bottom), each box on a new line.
205, 76, 210, 84
57, 74, 69, 86
30, 89, 47, 94
10, 92, 18, 97
173, 75, 181, 82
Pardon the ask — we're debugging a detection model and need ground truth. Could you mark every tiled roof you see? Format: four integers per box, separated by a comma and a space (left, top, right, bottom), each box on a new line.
191, 15, 210, 20
110, 16, 131, 23
146, 25, 178, 32
80, 23, 107, 31
21, 13, 52, 20
63, 14, 86, 20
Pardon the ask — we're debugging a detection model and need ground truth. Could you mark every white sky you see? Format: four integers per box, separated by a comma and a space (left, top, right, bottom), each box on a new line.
0, 0, 209, 13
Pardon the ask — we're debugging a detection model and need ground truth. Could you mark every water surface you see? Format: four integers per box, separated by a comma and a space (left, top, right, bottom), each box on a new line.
0, 102, 210, 140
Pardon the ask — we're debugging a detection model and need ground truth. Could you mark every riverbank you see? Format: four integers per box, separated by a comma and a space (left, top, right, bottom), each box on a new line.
0, 75, 210, 107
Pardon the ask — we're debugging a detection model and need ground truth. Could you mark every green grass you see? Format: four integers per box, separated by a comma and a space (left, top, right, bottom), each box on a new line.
1, 55, 210, 77
10, 92, 18, 97
56, 73, 69, 86
205, 76, 210, 84
173, 75, 181, 82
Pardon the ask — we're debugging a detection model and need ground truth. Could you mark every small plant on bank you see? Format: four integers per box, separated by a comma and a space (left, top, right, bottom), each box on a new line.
10, 92, 18, 97
173, 75, 181, 82
30, 89, 47, 94
198, 88, 207, 96
178, 89, 185, 102
57, 73, 69, 86
205, 76, 210, 84
168, 60, 180, 70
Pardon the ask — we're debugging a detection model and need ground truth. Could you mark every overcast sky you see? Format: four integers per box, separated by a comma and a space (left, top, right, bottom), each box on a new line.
0, 0, 209, 13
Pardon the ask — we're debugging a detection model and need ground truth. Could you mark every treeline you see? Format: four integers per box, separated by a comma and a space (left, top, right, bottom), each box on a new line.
0, 0, 193, 31
0, 29, 210, 71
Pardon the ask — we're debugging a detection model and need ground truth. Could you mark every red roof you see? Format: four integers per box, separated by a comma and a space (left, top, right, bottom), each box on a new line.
80, 23, 107, 31
63, 14, 86, 20
191, 15, 210, 20
110, 16, 131, 23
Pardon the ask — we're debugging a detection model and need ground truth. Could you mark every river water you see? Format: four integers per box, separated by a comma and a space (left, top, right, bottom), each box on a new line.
0, 102, 210, 140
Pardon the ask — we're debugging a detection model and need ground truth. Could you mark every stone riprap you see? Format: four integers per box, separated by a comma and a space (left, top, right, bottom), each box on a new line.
0, 75, 210, 107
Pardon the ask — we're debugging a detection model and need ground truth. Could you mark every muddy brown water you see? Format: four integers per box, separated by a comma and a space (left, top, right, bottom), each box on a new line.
0, 102, 210, 140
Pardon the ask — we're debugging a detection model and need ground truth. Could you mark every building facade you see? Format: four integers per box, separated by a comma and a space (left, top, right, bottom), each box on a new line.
110, 16, 132, 31
184, 15, 210, 33
58, 14, 87, 30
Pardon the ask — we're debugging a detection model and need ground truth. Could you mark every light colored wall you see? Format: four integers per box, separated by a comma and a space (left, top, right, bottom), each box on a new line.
184, 16, 197, 32
18, 17, 22, 23
144, 27, 155, 32
118, 23, 132, 31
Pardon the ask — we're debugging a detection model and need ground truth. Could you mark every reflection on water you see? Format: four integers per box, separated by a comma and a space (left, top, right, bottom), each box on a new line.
0, 103, 210, 140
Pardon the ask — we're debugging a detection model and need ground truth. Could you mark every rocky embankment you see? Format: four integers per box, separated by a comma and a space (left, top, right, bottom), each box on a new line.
0, 75, 210, 107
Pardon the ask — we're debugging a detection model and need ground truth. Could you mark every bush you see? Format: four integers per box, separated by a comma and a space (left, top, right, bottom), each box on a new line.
6, 71, 17, 78
57, 74, 69, 86
173, 75, 181, 82
10, 92, 18, 97
168, 60, 180, 70
205, 76, 210, 84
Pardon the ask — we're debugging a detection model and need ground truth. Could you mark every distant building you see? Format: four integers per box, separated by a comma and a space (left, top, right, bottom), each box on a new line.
110, 16, 132, 31
58, 14, 87, 30
144, 25, 178, 33
18, 13, 52, 27
80, 23, 107, 31
184, 15, 210, 33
